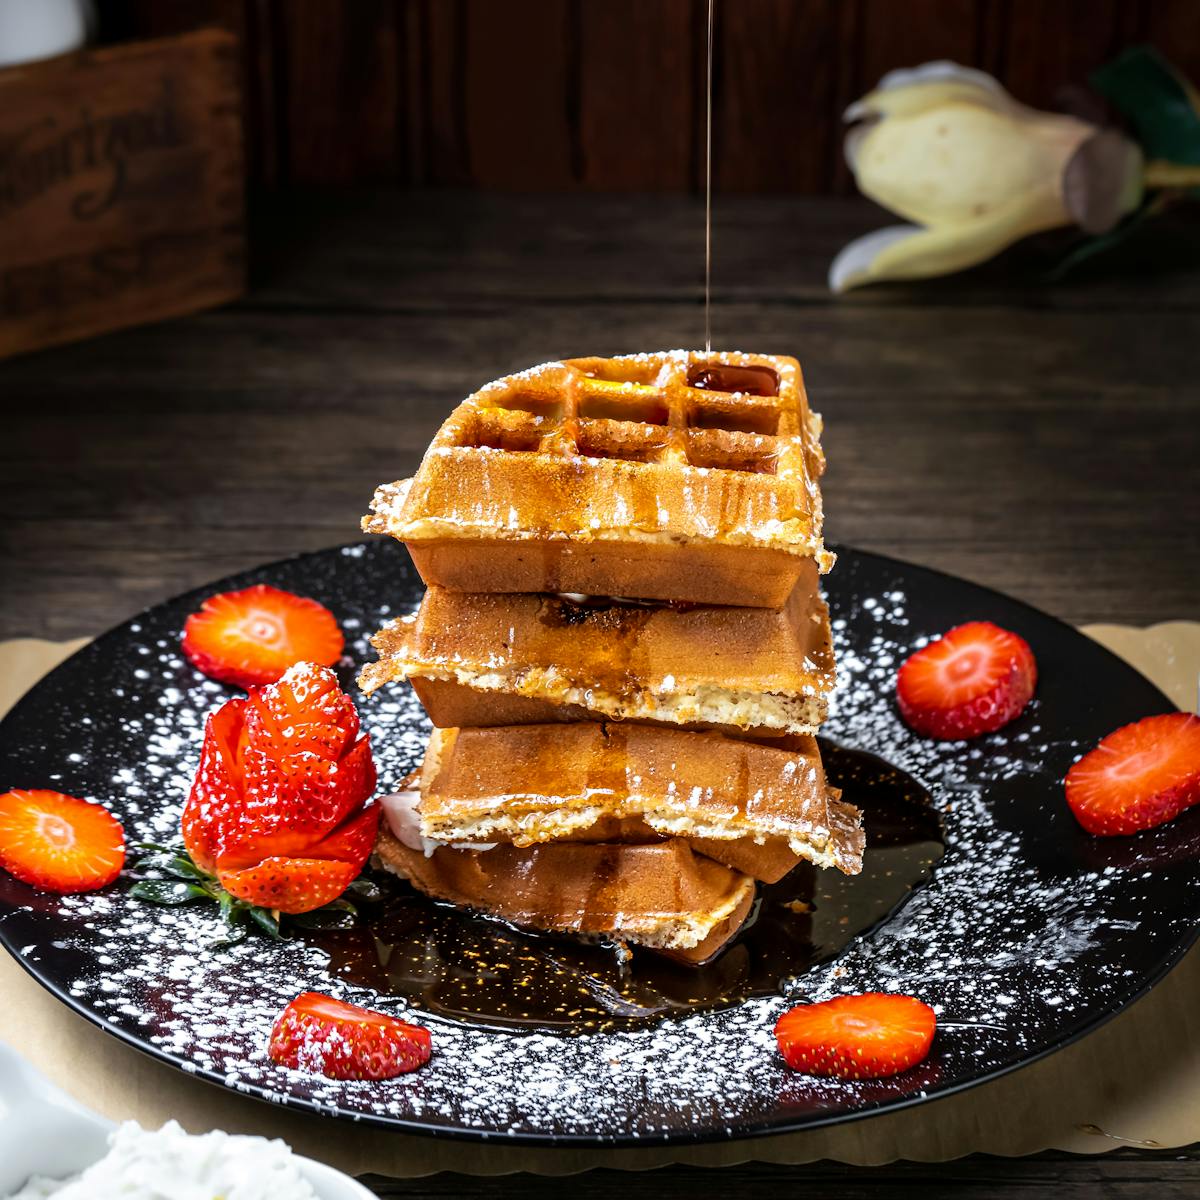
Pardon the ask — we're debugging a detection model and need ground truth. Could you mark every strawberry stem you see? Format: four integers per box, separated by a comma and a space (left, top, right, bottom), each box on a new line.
126, 845, 369, 949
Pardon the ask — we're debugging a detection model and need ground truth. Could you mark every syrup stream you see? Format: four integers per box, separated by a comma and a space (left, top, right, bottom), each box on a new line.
704, 0, 714, 353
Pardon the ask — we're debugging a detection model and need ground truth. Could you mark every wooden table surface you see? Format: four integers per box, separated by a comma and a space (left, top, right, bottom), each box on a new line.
1, 191, 1197, 1194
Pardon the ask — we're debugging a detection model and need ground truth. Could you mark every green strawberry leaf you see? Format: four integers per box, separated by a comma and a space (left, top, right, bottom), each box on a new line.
207, 923, 249, 950
291, 904, 357, 931
128, 845, 370, 946
248, 907, 283, 940
217, 890, 240, 926
346, 878, 384, 903
129, 880, 211, 906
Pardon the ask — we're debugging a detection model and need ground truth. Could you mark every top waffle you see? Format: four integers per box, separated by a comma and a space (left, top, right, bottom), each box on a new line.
364, 350, 832, 608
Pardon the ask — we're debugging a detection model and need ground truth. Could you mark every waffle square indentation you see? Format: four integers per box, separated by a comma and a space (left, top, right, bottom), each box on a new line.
687, 397, 781, 436
687, 429, 780, 474
577, 418, 669, 463
687, 363, 780, 397
461, 410, 545, 453
578, 385, 669, 427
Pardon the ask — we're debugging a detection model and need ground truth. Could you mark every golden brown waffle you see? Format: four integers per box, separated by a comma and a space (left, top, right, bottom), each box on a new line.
403, 724, 863, 876
373, 824, 756, 962
359, 564, 835, 736
364, 351, 832, 608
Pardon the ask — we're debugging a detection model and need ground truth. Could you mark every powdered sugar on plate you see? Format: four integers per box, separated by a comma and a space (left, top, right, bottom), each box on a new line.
0, 542, 1195, 1143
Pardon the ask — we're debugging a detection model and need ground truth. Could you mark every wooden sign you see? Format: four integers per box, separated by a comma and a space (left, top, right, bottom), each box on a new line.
0, 29, 244, 359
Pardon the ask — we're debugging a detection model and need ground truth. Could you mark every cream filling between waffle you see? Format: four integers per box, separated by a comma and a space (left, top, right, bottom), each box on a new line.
409, 663, 828, 734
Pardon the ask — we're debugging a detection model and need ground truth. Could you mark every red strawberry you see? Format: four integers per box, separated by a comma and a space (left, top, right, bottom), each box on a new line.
269, 992, 431, 1079
182, 698, 246, 872
236, 665, 372, 851
180, 663, 378, 913
775, 993, 936, 1079
182, 585, 343, 689
1065, 712, 1200, 836
897, 621, 1036, 740
303, 803, 382, 865
0, 790, 126, 894
219, 856, 361, 912
217, 805, 380, 911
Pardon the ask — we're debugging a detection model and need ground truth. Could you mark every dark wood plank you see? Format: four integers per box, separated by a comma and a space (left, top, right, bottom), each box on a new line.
242, 190, 1200, 310
359, 1150, 1200, 1199
1145, 0, 1200, 92
714, 0, 842, 193
276, 0, 405, 183
576, 0, 694, 190
1001, 0, 1127, 111
852, 0, 982, 96
102, 1, 1200, 191
457, 0, 574, 188
418, 0, 472, 186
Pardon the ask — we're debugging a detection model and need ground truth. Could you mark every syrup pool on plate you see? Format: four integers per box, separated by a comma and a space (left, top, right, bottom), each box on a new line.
311, 741, 945, 1035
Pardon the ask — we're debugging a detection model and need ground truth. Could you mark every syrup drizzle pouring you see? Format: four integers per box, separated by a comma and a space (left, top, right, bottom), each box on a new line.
313, 742, 945, 1036
704, 0, 715, 353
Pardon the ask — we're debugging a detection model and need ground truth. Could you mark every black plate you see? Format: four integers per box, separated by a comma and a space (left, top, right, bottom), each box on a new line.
1, 542, 1196, 1145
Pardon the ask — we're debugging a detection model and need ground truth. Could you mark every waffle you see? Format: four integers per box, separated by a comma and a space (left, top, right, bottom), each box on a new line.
363, 351, 832, 608
373, 824, 756, 963
393, 723, 864, 876
358, 563, 835, 737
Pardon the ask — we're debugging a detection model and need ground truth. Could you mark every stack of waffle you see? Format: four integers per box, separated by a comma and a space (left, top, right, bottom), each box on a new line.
360, 351, 864, 965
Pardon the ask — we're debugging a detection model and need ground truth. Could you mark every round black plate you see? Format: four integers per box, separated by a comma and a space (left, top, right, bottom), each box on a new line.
0, 542, 1196, 1145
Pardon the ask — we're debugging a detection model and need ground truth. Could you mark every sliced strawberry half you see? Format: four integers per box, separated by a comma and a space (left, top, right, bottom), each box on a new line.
215, 804, 380, 910
0, 790, 126, 894
182, 585, 344, 689
218, 856, 361, 914
1065, 712, 1200, 836
897, 621, 1036, 740
775, 992, 936, 1079
269, 992, 432, 1079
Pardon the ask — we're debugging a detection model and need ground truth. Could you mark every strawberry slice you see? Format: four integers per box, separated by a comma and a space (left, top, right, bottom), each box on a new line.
182, 585, 343, 689
0, 790, 126, 894
775, 993, 936, 1079
1065, 712, 1200, 836
216, 805, 380, 912
218, 856, 361, 913
269, 992, 431, 1079
304, 803, 382, 866
896, 621, 1036, 740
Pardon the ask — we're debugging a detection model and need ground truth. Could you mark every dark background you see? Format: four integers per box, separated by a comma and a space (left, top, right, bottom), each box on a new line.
99, 0, 1200, 192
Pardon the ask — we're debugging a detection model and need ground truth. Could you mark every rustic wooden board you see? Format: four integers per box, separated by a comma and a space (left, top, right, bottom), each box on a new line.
359, 1151, 1200, 1199
93, 0, 1200, 191
0, 29, 244, 359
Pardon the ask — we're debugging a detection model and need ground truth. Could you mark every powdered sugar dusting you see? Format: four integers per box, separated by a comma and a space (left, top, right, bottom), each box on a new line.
0, 542, 1195, 1143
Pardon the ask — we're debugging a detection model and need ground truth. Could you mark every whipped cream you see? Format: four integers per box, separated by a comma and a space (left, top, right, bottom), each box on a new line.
6, 1120, 318, 1200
